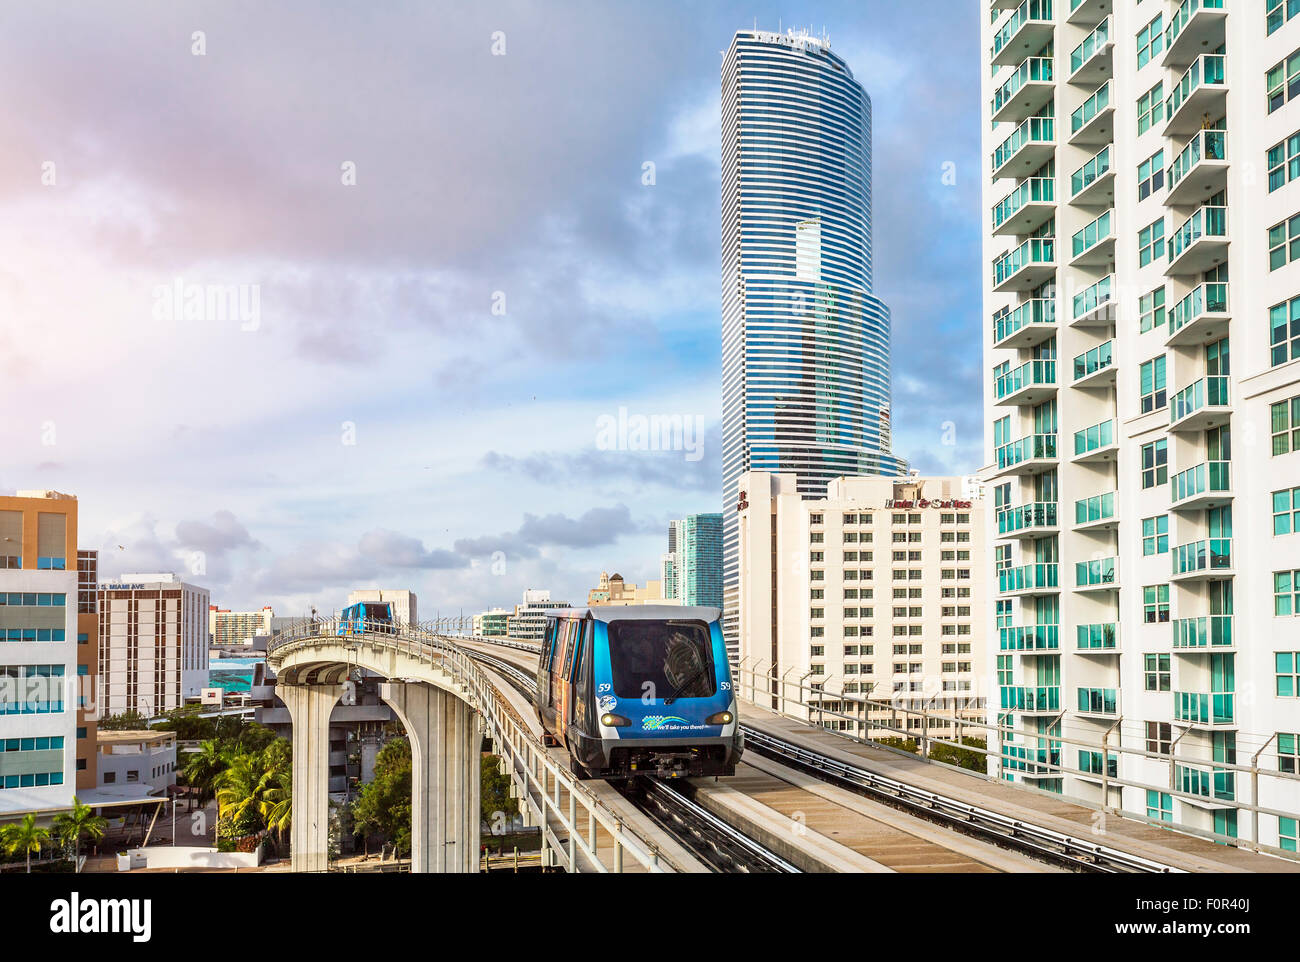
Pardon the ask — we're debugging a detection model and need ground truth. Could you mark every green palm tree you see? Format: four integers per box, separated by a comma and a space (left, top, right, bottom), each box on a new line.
183, 739, 228, 805
259, 770, 292, 851
1, 813, 52, 873
52, 797, 107, 873
214, 752, 264, 840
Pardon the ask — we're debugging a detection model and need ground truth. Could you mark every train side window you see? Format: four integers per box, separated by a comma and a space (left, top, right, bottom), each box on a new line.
561, 620, 576, 676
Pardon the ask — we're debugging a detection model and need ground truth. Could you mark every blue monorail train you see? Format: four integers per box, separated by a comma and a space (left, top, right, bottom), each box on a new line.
534, 605, 741, 779
337, 601, 394, 636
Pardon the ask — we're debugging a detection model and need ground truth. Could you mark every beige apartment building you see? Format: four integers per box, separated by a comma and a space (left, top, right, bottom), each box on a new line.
208, 605, 273, 646
736, 472, 988, 736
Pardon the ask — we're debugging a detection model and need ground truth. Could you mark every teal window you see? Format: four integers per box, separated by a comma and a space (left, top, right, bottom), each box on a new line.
1269, 215, 1300, 271
1139, 219, 1166, 267
1277, 652, 1300, 695
1280, 733, 1298, 774
1270, 296, 1300, 366
1146, 789, 1173, 823
1136, 16, 1163, 70
1144, 654, 1171, 692
76, 727, 86, 740
1267, 50, 1300, 114
1142, 515, 1169, 555
1270, 1, 1300, 36
1282, 817, 1298, 853
1137, 150, 1164, 200
77, 633, 88, 644
1144, 584, 1170, 624
1276, 575, 1300, 617
1137, 82, 1163, 136
1141, 439, 1168, 489
1139, 287, 1165, 332
1139, 356, 1167, 413
1274, 488, 1300, 535
1272, 397, 1300, 455
1268, 133, 1300, 192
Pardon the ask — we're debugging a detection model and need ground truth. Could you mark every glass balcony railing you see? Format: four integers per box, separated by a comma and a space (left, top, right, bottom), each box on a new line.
1166, 54, 1226, 123
1071, 210, 1114, 258
1172, 538, 1232, 576
1076, 622, 1118, 650
1168, 129, 1226, 194
1174, 690, 1235, 726
993, 298, 1055, 344
994, 238, 1056, 286
1070, 146, 1111, 198
1072, 340, 1113, 381
994, 359, 1056, 400
1170, 205, 1228, 263
1071, 80, 1111, 134
992, 0, 1055, 62
1072, 274, 1113, 320
997, 501, 1059, 535
992, 116, 1055, 174
1000, 685, 1061, 712
1170, 375, 1230, 425
992, 57, 1054, 115
1173, 614, 1234, 649
1070, 17, 1110, 75
1075, 557, 1118, 588
993, 177, 1055, 231
1000, 624, 1060, 652
996, 432, 1057, 470
1077, 687, 1118, 715
1074, 491, 1116, 525
1073, 418, 1115, 456
999, 562, 1059, 594
1170, 460, 1231, 505
1176, 761, 1236, 801
1166, 0, 1225, 51
1168, 282, 1228, 338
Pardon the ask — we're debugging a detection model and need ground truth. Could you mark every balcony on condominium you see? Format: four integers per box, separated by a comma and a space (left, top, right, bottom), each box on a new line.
992, 115, 1056, 181
1165, 281, 1229, 347
1076, 621, 1119, 653
1166, 205, 1228, 276
1169, 460, 1232, 512
1000, 623, 1060, 653
1070, 145, 1114, 206
1074, 556, 1118, 593
993, 297, 1056, 350
1070, 209, 1115, 267
1066, 0, 1108, 26
993, 237, 1057, 292
991, 0, 1055, 67
998, 562, 1060, 597
1171, 537, 1232, 581
994, 357, 1057, 406
1168, 374, 1230, 432
1069, 16, 1112, 85
1073, 490, 1117, 532
1164, 54, 1226, 136
1070, 273, 1115, 328
992, 56, 1056, 124
993, 431, 1059, 478
1175, 760, 1236, 803
1162, 0, 1227, 69
993, 176, 1057, 236
1000, 684, 1062, 714
997, 500, 1060, 539
1072, 339, 1115, 388
1071, 418, 1117, 464
1167, 129, 1228, 207
1173, 614, 1234, 651
1174, 689, 1236, 728
1070, 80, 1114, 146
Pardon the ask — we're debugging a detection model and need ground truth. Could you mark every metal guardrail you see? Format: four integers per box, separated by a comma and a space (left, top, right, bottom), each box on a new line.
267, 620, 674, 873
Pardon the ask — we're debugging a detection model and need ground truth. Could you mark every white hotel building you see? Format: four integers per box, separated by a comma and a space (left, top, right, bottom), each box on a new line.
983, 0, 1300, 850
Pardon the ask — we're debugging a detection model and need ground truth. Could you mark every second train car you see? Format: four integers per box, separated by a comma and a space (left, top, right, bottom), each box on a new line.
533, 605, 741, 779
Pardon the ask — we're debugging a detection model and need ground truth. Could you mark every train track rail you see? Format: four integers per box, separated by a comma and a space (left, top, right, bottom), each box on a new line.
739, 725, 1180, 874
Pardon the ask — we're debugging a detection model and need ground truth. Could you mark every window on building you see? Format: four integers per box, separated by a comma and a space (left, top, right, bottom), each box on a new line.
1137, 16, 1163, 69
1141, 439, 1168, 488
1146, 789, 1173, 823
1138, 150, 1164, 200
1275, 488, 1300, 535
1272, 396, 1300, 455
1277, 652, 1300, 696
1268, 132, 1300, 192
1270, 296, 1300, 366
1144, 584, 1170, 624
1142, 515, 1169, 555
1270, 0, 1300, 35
1146, 721, 1172, 756
1137, 82, 1163, 135
1139, 287, 1165, 332
1267, 48, 1300, 113
1279, 733, 1298, 773
1270, 215, 1300, 271
1139, 219, 1166, 267
1144, 654, 1171, 692
1139, 355, 1167, 412
1276, 574, 1300, 616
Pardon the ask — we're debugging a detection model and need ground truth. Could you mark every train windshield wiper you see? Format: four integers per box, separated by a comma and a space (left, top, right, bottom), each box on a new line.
663, 663, 708, 705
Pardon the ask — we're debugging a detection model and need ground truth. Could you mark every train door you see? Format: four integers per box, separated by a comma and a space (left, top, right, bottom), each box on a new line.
537, 619, 556, 718
565, 618, 587, 740
555, 620, 575, 748
572, 619, 594, 739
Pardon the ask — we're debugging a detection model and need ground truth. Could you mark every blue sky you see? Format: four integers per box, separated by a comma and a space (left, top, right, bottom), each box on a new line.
0, 0, 983, 616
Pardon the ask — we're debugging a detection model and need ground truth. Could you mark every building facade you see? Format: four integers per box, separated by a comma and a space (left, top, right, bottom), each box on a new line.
982, 1, 1300, 849
96, 730, 176, 798
346, 589, 417, 627
721, 28, 907, 654
506, 589, 570, 643
473, 608, 510, 637
0, 492, 99, 815
679, 513, 724, 608
737, 472, 986, 735
586, 571, 680, 607
97, 574, 210, 717
208, 605, 273, 647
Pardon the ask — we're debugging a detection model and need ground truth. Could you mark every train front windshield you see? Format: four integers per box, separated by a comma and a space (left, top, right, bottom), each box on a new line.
608, 620, 716, 701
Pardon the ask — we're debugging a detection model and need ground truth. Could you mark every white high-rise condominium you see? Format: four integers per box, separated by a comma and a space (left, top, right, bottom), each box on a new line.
983, 0, 1300, 851
721, 27, 907, 655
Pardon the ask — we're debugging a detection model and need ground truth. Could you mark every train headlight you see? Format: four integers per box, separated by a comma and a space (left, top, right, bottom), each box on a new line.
706, 711, 734, 725
601, 713, 631, 727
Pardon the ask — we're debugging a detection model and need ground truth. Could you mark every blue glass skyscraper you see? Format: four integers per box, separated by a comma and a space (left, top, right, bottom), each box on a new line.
721, 28, 907, 650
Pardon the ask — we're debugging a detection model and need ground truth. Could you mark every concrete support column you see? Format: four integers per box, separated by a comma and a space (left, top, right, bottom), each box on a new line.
381, 681, 481, 873
280, 681, 344, 873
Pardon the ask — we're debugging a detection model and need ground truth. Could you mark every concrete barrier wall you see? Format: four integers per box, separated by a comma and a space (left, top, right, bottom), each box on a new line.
122, 846, 262, 870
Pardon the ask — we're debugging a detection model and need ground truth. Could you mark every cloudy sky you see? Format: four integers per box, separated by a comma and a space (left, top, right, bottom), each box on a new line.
0, 0, 982, 617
